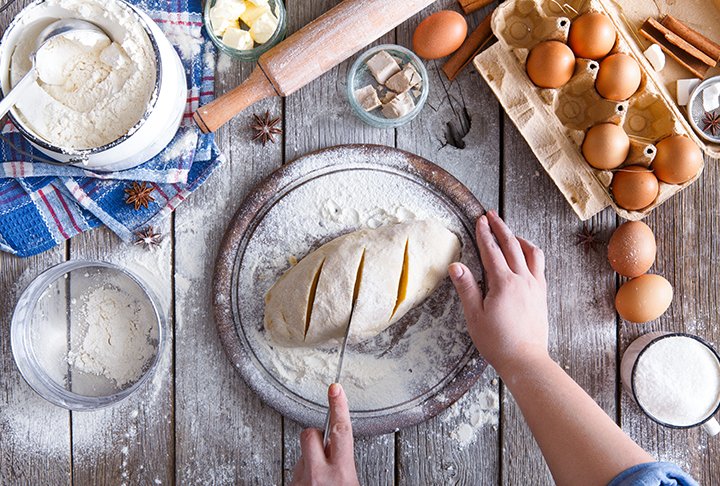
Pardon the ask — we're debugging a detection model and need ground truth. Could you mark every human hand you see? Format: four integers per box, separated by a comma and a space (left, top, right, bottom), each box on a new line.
449, 210, 549, 375
289, 383, 360, 486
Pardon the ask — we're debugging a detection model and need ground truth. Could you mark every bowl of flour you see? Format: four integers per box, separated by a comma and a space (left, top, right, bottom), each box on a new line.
0, 0, 186, 171
11, 260, 165, 410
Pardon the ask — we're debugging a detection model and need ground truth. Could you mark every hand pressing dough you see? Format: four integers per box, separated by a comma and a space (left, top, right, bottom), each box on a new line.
264, 220, 461, 348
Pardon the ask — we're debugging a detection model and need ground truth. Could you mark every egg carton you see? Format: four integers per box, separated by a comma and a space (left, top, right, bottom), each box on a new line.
474, 0, 720, 221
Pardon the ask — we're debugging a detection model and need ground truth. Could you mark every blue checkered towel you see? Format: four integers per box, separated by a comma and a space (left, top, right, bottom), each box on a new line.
0, 0, 223, 257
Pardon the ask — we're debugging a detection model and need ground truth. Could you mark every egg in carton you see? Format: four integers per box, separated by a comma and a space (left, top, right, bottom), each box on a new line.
473, 0, 718, 221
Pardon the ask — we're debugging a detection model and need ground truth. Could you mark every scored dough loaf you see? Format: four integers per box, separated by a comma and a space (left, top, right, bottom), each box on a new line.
264, 219, 461, 348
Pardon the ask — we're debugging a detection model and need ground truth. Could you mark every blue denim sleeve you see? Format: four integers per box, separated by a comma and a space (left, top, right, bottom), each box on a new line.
607, 462, 699, 486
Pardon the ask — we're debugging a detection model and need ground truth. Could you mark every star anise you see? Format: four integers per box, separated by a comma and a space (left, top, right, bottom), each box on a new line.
575, 223, 604, 254
134, 226, 162, 251
125, 181, 155, 211
250, 110, 282, 146
702, 110, 720, 137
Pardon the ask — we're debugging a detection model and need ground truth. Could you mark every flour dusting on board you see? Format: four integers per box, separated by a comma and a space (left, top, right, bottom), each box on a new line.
234, 149, 482, 412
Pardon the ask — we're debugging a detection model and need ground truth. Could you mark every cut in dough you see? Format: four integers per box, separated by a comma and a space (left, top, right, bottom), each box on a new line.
264, 220, 461, 348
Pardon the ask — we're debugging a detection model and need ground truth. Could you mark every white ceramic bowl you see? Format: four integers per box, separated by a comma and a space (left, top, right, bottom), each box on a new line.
0, 0, 186, 171
11, 260, 166, 410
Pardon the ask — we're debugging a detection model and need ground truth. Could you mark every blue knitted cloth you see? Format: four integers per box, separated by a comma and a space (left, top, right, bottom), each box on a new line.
0, 0, 222, 257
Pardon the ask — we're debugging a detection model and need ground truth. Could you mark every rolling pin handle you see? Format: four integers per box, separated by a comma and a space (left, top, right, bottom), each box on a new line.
193, 67, 279, 134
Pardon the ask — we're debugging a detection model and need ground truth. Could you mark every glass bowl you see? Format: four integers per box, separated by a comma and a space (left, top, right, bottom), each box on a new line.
347, 44, 429, 129
11, 260, 165, 410
204, 0, 286, 61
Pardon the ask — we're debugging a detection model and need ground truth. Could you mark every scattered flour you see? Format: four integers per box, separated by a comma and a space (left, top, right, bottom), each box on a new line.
217, 52, 233, 73
68, 279, 158, 388
446, 384, 499, 448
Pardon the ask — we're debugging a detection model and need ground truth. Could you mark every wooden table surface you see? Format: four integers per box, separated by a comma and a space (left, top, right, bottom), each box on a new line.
1, 0, 719, 484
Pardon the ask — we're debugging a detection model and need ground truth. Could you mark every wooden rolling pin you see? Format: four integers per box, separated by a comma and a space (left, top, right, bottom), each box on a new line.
194, 0, 437, 134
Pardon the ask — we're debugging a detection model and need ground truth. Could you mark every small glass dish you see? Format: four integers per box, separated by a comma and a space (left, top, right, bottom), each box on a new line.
687, 76, 720, 144
204, 0, 286, 61
347, 44, 429, 129
11, 260, 165, 411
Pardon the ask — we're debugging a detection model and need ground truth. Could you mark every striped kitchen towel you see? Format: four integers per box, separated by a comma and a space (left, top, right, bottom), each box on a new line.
0, 0, 223, 257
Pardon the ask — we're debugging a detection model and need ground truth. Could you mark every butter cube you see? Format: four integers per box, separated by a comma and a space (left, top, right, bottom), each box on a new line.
382, 91, 415, 119
366, 51, 401, 85
355, 85, 381, 111
214, 0, 246, 18
643, 44, 665, 71
703, 83, 720, 111
240, 2, 272, 26
249, 12, 278, 44
223, 26, 255, 50
676, 78, 700, 106
385, 64, 421, 93
210, 5, 241, 36
245, 0, 268, 5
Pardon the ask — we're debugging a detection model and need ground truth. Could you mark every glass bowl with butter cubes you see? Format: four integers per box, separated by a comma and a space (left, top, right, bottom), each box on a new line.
204, 0, 286, 61
348, 44, 429, 129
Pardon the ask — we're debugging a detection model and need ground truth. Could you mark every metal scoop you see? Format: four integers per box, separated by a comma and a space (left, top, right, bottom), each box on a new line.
0, 19, 109, 119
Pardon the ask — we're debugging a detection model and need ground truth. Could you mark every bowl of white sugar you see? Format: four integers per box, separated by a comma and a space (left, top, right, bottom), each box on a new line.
11, 260, 165, 410
0, 0, 186, 171
621, 332, 720, 435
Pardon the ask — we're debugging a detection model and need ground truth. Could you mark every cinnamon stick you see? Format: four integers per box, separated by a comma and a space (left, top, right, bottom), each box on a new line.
458, 0, 494, 15
661, 15, 720, 64
639, 18, 711, 78
442, 11, 495, 81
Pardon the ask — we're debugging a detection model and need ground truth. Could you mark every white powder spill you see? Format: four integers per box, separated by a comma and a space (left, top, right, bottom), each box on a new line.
217, 53, 233, 73
231, 148, 483, 414
68, 284, 158, 387
634, 336, 720, 426
162, 22, 203, 61
444, 381, 499, 448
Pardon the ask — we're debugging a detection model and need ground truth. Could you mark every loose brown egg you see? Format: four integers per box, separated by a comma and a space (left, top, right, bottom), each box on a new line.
582, 123, 629, 170
413, 11, 467, 59
568, 12, 616, 60
650, 135, 703, 184
615, 274, 673, 323
611, 165, 658, 211
608, 221, 656, 277
595, 53, 641, 101
526, 40, 576, 89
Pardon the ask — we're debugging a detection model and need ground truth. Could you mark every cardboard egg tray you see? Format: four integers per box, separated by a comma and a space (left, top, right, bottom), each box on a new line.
474, 0, 720, 221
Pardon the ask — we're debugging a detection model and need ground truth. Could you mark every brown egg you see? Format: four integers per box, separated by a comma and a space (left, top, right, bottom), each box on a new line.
608, 221, 656, 277
413, 11, 467, 59
595, 53, 641, 101
650, 135, 703, 184
582, 123, 629, 170
615, 274, 673, 323
526, 40, 576, 89
611, 165, 659, 211
568, 12, 616, 60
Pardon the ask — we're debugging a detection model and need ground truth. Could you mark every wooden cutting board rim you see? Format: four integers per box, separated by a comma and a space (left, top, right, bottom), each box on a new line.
212, 144, 487, 436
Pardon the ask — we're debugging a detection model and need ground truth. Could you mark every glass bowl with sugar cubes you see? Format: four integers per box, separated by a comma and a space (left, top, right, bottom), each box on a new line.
347, 44, 429, 128
204, 0, 286, 61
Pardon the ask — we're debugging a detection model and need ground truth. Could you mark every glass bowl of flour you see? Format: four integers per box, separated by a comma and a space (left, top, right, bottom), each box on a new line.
11, 260, 165, 410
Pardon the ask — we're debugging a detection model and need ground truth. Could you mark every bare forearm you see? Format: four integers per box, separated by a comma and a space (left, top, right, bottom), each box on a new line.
497, 351, 654, 486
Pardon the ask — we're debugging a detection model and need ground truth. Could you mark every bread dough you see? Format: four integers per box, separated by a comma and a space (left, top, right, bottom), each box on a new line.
264, 220, 461, 348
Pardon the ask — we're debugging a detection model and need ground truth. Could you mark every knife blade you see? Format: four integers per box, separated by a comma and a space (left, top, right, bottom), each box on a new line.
323, 254, 364, 448
322, 297, 357, 448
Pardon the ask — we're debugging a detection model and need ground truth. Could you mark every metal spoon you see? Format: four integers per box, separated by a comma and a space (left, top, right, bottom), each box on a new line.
0, 19, 109, 119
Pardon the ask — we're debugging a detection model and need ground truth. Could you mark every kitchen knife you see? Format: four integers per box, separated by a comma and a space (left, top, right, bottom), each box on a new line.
322, 255, 364, 448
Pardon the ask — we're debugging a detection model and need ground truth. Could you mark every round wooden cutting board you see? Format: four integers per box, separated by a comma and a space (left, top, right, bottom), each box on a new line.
213, 144, 486, 436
